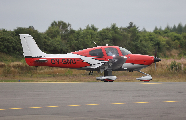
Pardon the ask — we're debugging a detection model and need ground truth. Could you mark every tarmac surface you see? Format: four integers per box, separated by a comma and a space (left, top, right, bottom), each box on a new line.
0, 82, 186, 120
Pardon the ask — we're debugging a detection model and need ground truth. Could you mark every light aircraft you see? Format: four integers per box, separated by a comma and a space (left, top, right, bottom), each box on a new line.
20, 34, 161, 82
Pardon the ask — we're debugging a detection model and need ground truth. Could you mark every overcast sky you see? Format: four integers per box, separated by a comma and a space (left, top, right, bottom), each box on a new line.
1, 0, 186, 32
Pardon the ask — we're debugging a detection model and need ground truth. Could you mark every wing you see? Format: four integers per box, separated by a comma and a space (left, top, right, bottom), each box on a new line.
99, 56, 127, 72
111, 56, 127, 70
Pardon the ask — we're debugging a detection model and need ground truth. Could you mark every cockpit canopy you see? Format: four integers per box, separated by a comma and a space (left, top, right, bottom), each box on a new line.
119, 47, 132, 56
104, 47, 132, 56
75, 46, 132, 57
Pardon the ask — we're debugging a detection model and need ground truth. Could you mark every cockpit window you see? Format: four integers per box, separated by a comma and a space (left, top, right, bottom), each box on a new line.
104, 47, 119, 56
89, 49, 103, 57
119, 47, 132, 56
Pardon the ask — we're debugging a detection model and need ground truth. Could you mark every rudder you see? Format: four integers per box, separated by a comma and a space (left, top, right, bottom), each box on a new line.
20, 34, 46, 58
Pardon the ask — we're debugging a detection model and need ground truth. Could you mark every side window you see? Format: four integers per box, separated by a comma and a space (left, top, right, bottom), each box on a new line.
89, 49, 103, 57
104, 47, 119, 56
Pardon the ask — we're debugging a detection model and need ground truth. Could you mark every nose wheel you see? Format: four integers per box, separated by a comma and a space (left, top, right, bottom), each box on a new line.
136, 71, 152, 82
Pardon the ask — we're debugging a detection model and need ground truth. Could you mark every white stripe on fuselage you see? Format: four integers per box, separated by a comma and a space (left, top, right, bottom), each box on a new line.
122, 63, 148, 71
41, 53, 107, 69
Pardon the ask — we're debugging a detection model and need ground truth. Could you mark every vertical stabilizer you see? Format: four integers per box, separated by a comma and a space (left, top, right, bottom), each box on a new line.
20, 34, 46, 57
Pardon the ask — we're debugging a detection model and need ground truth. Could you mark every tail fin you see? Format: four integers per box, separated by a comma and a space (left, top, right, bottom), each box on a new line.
20, 34, 46, 58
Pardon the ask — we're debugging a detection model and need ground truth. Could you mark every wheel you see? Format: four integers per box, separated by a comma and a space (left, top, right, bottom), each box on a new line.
144, 81, 150, 82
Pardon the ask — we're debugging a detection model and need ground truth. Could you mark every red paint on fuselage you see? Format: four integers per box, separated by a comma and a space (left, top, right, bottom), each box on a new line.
25, 58, 90, 68
125, 54, 154, 65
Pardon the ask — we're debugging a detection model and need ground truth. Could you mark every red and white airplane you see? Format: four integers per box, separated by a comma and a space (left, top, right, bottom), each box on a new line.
20, 34, 161, 82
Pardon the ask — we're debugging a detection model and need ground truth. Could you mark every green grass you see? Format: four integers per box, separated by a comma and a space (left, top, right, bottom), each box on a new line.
0, 52, 23, 62
0, 79, 36, 82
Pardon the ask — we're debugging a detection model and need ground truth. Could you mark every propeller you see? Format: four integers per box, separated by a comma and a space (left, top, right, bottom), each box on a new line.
154, 47, 161, 70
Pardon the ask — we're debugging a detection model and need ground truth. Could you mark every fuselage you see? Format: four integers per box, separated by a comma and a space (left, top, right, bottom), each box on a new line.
24, 46, 155, 71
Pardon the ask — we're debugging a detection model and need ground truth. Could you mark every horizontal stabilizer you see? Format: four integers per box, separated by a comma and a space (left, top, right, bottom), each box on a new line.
35, 59, 48, 62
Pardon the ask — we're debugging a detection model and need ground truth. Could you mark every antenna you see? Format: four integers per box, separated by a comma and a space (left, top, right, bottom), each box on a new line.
93, 41, 97, 46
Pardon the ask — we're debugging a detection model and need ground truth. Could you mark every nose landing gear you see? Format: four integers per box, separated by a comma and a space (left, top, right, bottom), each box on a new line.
136, 71, 152, 82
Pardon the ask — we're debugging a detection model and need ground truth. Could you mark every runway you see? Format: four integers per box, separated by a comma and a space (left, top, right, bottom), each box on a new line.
0, 82, 186, 120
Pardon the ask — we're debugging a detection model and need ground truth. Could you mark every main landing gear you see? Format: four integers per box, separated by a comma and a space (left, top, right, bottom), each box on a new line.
136, 71, 152, 82
96, 69, 117, 82
89, 71, 93, 75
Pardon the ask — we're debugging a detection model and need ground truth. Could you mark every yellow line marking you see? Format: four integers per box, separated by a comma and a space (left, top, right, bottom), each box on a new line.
111, 103, 125, 105
164, 101, 178, 103
141, 83, 162, 84
68, 105, 80, 106
86, 104, 99, 105
0, 109, 5, 110
29, 107, 42, 108
46, 106, 59, 107
135, 102, 149, 103
9, 108, 22, 110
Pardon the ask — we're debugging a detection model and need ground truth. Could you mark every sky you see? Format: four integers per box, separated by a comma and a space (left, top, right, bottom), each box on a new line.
1, 0, 186, 32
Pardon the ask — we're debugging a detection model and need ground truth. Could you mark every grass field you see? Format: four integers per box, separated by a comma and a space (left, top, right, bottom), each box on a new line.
0, 57, 186, 82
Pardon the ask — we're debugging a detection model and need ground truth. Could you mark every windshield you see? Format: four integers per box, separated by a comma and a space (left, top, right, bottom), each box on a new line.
119, 47, 132, 56
104, 47, 119, 56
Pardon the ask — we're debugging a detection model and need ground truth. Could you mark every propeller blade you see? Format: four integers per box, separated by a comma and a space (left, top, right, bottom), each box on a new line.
154, 46, 161, 70
154, 46, 157, 58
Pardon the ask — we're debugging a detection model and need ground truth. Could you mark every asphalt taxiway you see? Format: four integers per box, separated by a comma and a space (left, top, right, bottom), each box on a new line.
0, 82, 186, 120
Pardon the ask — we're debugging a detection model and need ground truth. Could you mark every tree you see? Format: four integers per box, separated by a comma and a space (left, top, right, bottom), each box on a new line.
172, 24, 177, 32
97, 28, 113, 46
127, 22, 137, 30
45, 26, 60, 39
85, 24, 98, 32
165, 24, 172, 31
50, 21, 71, 34
153, 26, 158, 32
177, 23, 183, 34
183, 24, 186, 33
0, 29, 22, 56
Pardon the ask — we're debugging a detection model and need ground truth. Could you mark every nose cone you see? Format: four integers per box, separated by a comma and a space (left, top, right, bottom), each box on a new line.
154, 58, 161, 63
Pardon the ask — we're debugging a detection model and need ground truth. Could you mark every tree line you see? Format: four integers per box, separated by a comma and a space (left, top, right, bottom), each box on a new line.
0, 21, 186, 58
